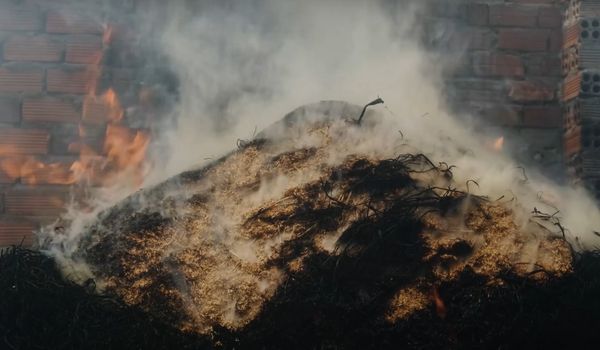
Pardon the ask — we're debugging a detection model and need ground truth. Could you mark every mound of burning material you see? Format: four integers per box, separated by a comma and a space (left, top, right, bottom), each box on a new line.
57, 101, 572, 337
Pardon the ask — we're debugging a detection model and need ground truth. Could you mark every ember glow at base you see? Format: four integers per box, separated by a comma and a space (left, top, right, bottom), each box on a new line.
2, 1, 600, 349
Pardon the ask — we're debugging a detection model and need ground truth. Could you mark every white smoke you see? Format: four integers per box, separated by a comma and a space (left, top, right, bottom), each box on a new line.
141, 0, 424, 180
40, 0, 600, 274
138, 0, 600, 248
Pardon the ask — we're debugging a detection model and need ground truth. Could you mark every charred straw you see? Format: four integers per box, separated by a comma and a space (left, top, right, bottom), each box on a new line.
356, 97, 385, 125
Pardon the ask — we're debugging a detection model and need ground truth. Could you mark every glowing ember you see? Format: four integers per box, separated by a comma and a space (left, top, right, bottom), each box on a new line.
431, 286, 446, 319
493, 136, 504, 151
103, 125, 150, 187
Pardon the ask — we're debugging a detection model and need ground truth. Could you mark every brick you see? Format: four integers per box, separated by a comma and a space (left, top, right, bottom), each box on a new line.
47, 68, 98, 94
447, 79, 507, 103
538, 7, 562, 28
473, 103, 522, 126
465, 29, 496, 50
563, 73, 581, 102
509, 80, 555, 102
0, 98, 20, 124
0, 164, 17, 184
3, 36, 64, 62
0, 128, 49, 155
522, 106, 562, 127
0, 156, 74, 185
4, 189, 66, 217
0, 157, 21, 183
0, 68, 43, 93
22, 98, 80, 124
563, 23, 580, 50
438, 26, 496, 51
0, 220, 36, 246
66, 35, 103, 64
0, 6, 41, 31
548, 29, 562, 52
489, 4, 538, 27
524, 54, 561, 77
82, 92, 123, 124
517, 128, 562, 153
498, 29, 552, 52
46, 11, 103, 34
48, 124, 78, 155
20, 160, 75, 185
473, 52, 524, 78
466, 4, 489, 26
564, 127, 582, 157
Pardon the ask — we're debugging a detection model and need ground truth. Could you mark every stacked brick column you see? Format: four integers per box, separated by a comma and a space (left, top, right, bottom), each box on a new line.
0, 1, 141, 246
563, 0, 600, 199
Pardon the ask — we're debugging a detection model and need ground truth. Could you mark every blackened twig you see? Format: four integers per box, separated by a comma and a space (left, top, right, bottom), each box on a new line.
357, 97, 384, 125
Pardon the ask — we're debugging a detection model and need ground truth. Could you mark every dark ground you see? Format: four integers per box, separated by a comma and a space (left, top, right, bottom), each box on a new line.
2, 245, 600, 350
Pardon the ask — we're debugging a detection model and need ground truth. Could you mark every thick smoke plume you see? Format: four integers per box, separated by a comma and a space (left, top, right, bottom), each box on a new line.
142, 0, 425, 181
137, 0, 600, 248
41, 0, 600, 296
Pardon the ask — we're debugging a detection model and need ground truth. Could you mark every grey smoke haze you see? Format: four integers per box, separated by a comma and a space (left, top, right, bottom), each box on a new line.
40, 0, 600, 259
140, 0, 600, 248
141, 0, 430, 182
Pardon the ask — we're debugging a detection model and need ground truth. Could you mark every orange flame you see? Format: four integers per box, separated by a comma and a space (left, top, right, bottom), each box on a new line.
0, 89, 150, 187
103, 125, 150, 187
0, 156, 77, 186
104, 89, 124, 122
0, 21, 149, 190
432, 286, 447, 319
493, 136, 504, 152
83, 88, 124, 124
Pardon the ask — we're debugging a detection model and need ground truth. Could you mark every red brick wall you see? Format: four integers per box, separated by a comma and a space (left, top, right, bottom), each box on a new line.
428, 0, 565, 175
0, 1, 141, 247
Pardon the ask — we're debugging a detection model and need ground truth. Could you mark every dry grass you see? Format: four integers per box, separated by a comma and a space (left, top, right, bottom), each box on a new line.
8, 103, 588, 349
73, 115, 572, 338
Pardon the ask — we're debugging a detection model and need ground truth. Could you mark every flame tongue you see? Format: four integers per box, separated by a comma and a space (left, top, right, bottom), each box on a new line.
0, 87, 149, 188
0, 23, 150, 191
103, 125, 150, 186
432, 286, 447, 319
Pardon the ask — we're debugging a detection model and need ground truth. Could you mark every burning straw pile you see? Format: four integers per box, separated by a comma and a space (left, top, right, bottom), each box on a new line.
4, 101, 600, 349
